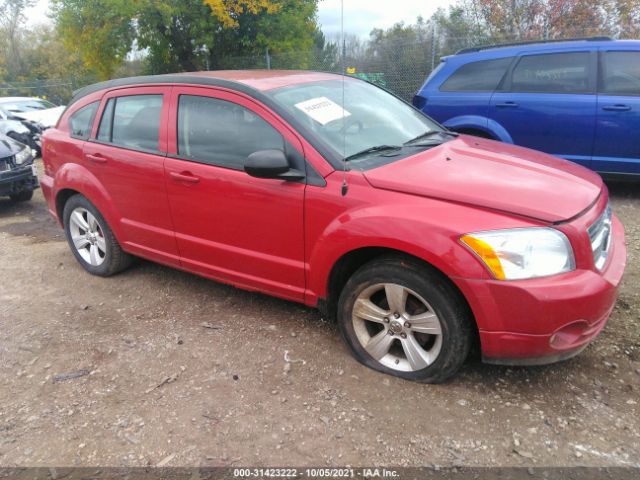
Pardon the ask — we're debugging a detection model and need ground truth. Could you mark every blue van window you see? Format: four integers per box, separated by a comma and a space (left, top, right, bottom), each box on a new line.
440, 57, 513, 92
511, 52, 590, 94
601, 51, 640, 96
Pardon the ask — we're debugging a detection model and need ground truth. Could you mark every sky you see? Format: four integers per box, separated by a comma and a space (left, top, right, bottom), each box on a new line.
25, 0, 456, 38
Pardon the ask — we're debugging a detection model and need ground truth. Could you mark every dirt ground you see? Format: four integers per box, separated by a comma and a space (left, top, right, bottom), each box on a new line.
0, 160, 638, 468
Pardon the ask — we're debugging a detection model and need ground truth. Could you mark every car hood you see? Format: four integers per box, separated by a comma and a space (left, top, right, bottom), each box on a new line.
362, 136, 603, 223
0, 133, 24, 157
12, 106, 65, 128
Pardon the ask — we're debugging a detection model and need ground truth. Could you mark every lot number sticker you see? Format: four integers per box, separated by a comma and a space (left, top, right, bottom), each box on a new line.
294, 97, 351, 125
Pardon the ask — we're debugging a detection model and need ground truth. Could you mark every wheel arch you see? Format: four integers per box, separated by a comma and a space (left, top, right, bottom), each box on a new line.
442, 115, 513, 143
322, 248, 471, 319
53, 163, 124, 241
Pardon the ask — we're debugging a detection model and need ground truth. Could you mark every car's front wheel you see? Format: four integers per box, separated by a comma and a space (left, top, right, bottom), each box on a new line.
337, 256, 473, 383
63, 195, 132, 276
9, 189, 34, 202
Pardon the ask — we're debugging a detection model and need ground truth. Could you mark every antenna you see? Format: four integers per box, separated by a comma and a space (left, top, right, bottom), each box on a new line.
340, 0, 348, 196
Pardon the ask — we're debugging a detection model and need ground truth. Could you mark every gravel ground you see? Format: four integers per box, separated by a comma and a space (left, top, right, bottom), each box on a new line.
0, 161, 638, 468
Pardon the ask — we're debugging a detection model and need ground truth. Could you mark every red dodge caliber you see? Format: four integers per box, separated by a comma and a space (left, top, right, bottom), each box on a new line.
41, 71, 627, 383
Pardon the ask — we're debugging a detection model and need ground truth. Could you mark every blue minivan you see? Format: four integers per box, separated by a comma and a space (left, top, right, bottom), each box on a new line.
413, 38, 640, 175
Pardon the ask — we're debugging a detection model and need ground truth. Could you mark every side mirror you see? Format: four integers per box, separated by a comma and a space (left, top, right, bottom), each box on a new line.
244, 149, 304, 181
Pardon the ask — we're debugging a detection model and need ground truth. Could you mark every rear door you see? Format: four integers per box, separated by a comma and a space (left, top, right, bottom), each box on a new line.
489, 50, 597, 168
83, 87, 180, 265
593, 49, 640, 174
164, 86, 306, 301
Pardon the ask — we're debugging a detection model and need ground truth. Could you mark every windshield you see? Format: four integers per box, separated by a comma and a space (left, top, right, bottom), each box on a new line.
268, 79, 442, 161
0, 99, 56, 113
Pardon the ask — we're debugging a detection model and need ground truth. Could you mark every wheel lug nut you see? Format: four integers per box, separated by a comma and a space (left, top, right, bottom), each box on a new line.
404, 322, 411, 328
394, 312, 400, 319
383, 317, 390, 323
388, 330, 394, 336
401, 333, 407, 339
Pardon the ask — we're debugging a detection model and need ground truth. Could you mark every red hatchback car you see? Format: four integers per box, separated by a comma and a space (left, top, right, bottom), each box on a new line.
41, 71, 627, 383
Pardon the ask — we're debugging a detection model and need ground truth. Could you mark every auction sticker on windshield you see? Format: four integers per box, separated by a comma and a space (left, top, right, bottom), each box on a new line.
294, 97, 351, 125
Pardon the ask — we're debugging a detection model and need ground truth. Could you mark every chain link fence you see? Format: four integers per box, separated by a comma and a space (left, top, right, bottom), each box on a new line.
0, 79, 77, 105
1, 33, 625, 106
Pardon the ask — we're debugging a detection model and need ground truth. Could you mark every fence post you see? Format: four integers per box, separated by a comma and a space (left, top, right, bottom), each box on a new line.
430, 24, 437, 72
265, 48, 271, 70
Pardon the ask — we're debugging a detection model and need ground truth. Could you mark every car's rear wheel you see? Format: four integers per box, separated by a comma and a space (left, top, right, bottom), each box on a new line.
9, 189, 34, 202
63, 195, 132, 276
337, 256, 473, 383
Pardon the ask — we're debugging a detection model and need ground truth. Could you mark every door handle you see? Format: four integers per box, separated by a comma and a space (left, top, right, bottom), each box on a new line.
169, 171, 200, 184
85, 153, 107, 164
496, 102, 519, 108
602, 104, 631, 112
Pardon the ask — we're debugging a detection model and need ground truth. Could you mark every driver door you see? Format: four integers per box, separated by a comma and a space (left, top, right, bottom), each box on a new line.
164, 86, 306, 301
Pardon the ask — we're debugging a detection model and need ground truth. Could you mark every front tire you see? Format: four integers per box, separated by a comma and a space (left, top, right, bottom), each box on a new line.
9, 189, 34, 202
62, 195, 132, 277
337, 256, 473, 383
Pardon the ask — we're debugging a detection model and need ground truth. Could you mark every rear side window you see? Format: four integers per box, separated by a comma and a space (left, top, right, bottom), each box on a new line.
177, 95, 284, 169
96, 95, 162, 152
601, 51, 640, 96
69, 101, 99, 139
511, 52, 591, 93
440, 57, 513, 92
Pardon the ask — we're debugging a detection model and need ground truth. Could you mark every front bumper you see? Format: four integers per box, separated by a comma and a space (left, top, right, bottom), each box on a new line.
0, 164, 39, 196
455, 215, 627, 365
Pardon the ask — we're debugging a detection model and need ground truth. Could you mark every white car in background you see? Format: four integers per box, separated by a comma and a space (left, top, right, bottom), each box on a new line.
0, 97, 65, 155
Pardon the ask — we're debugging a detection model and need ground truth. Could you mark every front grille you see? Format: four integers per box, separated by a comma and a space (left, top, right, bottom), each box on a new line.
588, 204, 613, 271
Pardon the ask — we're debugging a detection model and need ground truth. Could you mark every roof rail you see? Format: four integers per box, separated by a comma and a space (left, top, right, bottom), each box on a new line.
455, 36, 613, 55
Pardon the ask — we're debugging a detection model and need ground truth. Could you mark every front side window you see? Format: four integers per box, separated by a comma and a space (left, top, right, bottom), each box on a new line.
69, 101, 99, 139
511, 52, 591, 94
177, 95, 284, 169
441, 57, 513, 92
96, 95, 162, 152
601, 51, 640, 96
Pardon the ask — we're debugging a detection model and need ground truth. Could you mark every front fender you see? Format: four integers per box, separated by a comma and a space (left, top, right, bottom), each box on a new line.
53, 163, 124, 240
443, 115, 513, 143
307, 205, 490, 302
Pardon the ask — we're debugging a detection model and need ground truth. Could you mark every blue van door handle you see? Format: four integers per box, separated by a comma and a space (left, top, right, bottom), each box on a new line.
602, 104, 631, 112
496, 102, 519, 108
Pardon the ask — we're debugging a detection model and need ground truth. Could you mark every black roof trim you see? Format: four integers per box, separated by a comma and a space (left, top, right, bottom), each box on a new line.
68, 73, 344, 170
455, 36, 613, 55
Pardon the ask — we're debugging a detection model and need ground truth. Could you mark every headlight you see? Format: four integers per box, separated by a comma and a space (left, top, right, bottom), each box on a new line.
14, 147, 32, 165
461, 228, 575, 280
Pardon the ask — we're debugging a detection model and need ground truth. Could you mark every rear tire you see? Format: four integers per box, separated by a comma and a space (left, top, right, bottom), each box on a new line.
337, 256, 473, 383
62, 195, 132, 277
9, 190, 34, 202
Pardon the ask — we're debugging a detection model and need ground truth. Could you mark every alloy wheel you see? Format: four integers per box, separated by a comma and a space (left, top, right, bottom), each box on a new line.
351, 283, 443, 372
68, 207, 107, 267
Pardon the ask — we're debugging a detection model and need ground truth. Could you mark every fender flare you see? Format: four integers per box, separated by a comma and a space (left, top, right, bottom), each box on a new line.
53, 163, 125, 241
442, 115, 514, 144
306, 206, 489, 302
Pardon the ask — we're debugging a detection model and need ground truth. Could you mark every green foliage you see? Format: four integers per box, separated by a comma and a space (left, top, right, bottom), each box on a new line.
51, 0, 320, 79
51, 0, 136, 80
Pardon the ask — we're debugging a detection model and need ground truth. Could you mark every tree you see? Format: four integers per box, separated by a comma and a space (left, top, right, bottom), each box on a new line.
51, 0, 320, 79
461, 0, 640, 41
0, 0, 35, 76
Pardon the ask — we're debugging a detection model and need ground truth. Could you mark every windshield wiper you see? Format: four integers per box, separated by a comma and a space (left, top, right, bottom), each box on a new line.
344, 145, 402, 162
404, 130, 458, 146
